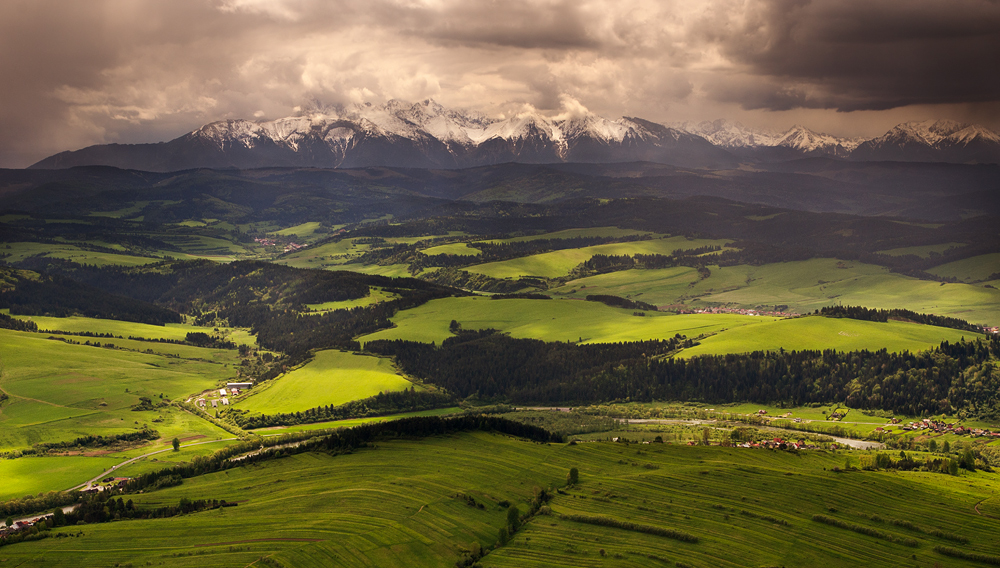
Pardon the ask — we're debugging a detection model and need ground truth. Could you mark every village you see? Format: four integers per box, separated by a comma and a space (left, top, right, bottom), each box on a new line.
680, 306, 801, 318
252, 237, 305, 253
195, 381, 252, 410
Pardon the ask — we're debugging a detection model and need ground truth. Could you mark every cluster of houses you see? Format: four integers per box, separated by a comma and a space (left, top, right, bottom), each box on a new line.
1, 517, 45, 536
985, 326, 999, 334
81, 477, 128, 494
253, 237, 277, 247
732, 437, 821, 451
196, 382, 253, 409
900, 418, 1000, 438
283, 242, 304, 252
682, 307, 799, 318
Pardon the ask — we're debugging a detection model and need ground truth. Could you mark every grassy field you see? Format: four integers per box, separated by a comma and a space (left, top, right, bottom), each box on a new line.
465, 237, 732, 279
305, 287, 399, 313
360, 297, 777, 345
479, 227, 658, 243
0, 329, 234, 451
423, 242, 482, 256
0, 456, 122, 499
4, 312, 257, 346
0, 241, 160, 266
548, 266, 701, 304
680, 316, 979, 357
272, 221, 334, 242
928, 253, 1000, 283
876, 242, 967, 257
236, 350, 417, 414
549, 258, 1000, 324
4, 432, 1000, 567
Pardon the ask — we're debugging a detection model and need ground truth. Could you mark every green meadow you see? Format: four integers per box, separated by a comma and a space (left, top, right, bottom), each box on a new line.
549, 258, 1000, 324
273, 238, 374, 268
928, 253, 1000, 283
359, 296, 777, 345
679, 316, 979, 357
3, 432, 1000, 567
480, 226, 657, 243
0, 456, 121, 500
272, 221, 337, 242
465, 236, 732, 279
236, 350, 417, 414
157, 234, 252, 260
0, 242, 159, 266
304, 287, 399, 313
0, 329, 234, 450
548, 266, 701, 305
4, 312, 257, 346
876, 242, 967, 257
423, 242, 482, 256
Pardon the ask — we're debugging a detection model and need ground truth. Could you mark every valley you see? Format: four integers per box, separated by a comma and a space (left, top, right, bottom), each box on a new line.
0, 161, 998, 567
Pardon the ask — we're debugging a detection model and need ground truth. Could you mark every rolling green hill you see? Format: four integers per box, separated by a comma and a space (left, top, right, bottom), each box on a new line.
465, 236, 731, 279
679, 316, 980, 357
0, 329, 233, 451
359, 296, 777, 345
2, 430, 998, 567
928, 253, 1000, 283
548, 258, 1000, 324
235, 350, 418, 414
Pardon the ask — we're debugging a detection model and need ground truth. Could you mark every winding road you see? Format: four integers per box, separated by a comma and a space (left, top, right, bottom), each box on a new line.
68, 437, 238, 492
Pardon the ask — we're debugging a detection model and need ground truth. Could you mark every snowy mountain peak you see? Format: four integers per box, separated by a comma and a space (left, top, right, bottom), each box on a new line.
674, 119, 783, 148
42, 97, 1000, 171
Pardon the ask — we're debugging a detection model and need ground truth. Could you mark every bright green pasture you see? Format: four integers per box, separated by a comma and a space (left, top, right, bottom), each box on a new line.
465, 236, 733, 279
680, 316, 979, 357
274, 238, 372, 268
0, 242, 159, 266
249, 407, 463, 434
876, 242, 967, 258
6, 433, 1000, 567
156, 234, 250, 260
552, 258, 1000, 324
304, 287, 399, 313
359, 296, 776, 345
549, 266, 700, 305
481, 226, 657, 243
5, 313, 257, 346
273, 221, 324, 239
348, 263, 418, 277
423, 242, 482, 256
0, 330, 234, 450
236, 350, 416, 414
688, 259, 1000, 324
0, 456, 121, 499
928, 253, 1000, 283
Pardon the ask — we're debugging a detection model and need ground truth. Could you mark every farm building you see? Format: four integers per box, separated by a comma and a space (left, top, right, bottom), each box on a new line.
227, 382, 253, 389
211, 400, 218, 408
219, 388, 227, 396
197, 399, 206, 408
221, 397, 229, 405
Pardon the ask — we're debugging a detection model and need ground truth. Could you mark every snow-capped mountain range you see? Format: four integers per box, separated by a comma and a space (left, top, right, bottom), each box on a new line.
30, 100, 1000, 171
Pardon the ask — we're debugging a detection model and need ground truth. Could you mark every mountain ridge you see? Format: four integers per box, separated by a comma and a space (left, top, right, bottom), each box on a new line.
30, 100, 1000, 171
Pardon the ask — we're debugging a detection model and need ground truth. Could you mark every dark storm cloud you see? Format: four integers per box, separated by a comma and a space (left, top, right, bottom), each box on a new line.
701, 0, 1000, 111
1, 0, 998, 167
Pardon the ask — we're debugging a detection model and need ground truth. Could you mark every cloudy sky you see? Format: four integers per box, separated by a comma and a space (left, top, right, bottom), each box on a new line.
2, 0, 999, 167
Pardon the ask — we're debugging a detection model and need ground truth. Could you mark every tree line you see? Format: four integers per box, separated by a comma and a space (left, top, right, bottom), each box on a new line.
367, 331, 1000, 418
818, 305, 985, 332
224, 389, 454, 429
